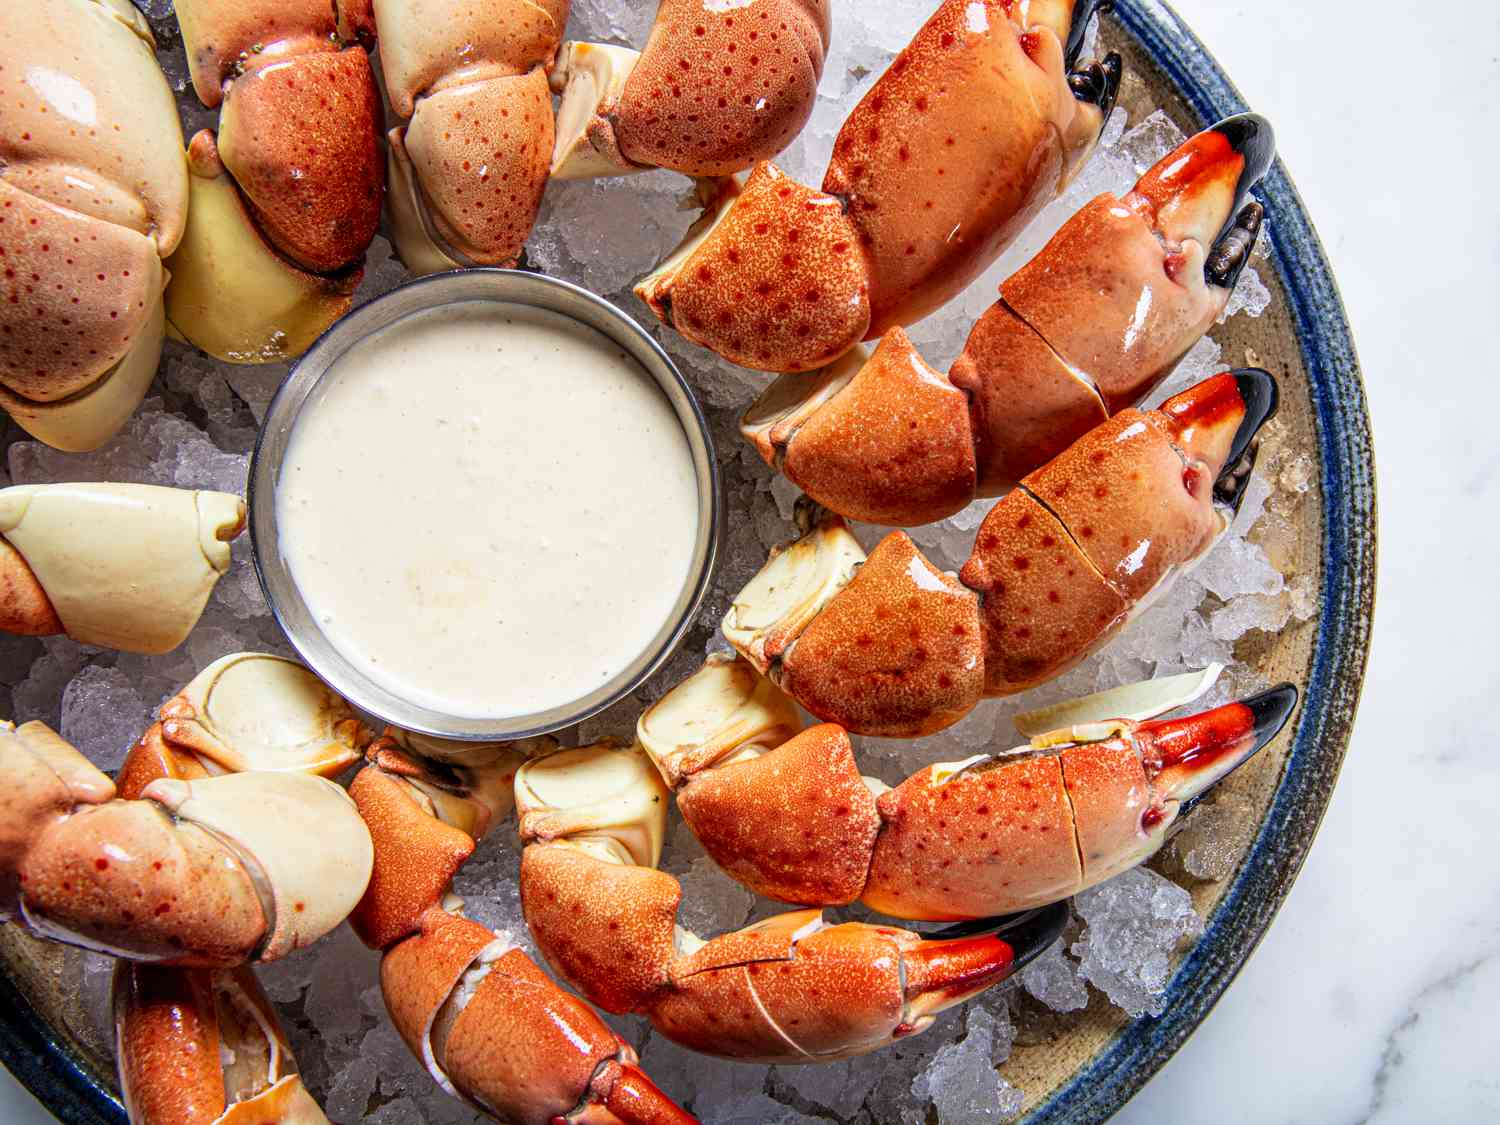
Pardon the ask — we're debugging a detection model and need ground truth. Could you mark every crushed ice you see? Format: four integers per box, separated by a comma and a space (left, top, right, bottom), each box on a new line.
0, 8, 1322, 1123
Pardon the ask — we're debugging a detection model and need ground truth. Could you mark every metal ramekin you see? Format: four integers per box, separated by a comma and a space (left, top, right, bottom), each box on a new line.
248, 269, 720, 740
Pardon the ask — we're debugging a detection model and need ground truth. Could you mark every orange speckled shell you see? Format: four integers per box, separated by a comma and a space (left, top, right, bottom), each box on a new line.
678, 724, 879, 906
400, 69, 553, 266
174, 0, 339, 107
614, 0, 831, 176
218, 49, 385, 273
0, 179, 160, 403
442, 947, 621, 1125
862, 755, 1083, 920
659, 162, 870, 372
959, 491, 1129, 696
1001, 194, 1221, 412
950, 299, 1107, 495
652, 921, 909, 1062
781, 328, 978, 526
373, 0, 564, 118
379, 907, 494, 1065
348, 767, 475, 952
1058, 738, 1154, 886
113, 964, 228, 1125
1021, 410, 1217, 602
781, 532, 983, 737
520, 844, 678, 1014
823, 0, 1069, 335
0, 539, 62, 638
18, 801, 265, 966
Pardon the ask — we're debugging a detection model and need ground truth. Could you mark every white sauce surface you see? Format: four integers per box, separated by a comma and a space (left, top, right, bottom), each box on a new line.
277, 301, 700, 719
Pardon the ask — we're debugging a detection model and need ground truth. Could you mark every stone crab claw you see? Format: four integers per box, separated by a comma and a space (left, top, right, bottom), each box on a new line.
3, 719, 372, 966
0, 0, 187, 451
861, 685, 1299, 919
636, 0, 1121, 373
18, 768, 372, 966
743, 114, 1279, 525
0, 484, 246, 654
551, 0, 832, 180
342, 732, 695, 1122
165, 0, 383, 362
725, 369, 1280, 735
376, 0, 565, 274
635, 655, 1296, 922
514, 743, 1059, 1064
114, 962, 328, 1124
381, 908, 694, 1125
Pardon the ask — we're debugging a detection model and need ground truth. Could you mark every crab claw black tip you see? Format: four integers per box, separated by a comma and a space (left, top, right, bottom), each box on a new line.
1213, 367, 1279, 509
1210, 111, 1277, 239
1068, 53, 1124, 119
932, 901, 1069, 972
1245, 682, 1300, 754
1205, 201, 1265, 290
1065, 0, 1117, 68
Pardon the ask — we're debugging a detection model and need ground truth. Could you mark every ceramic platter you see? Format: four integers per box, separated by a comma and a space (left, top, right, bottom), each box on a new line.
0, 0, 1373, 1121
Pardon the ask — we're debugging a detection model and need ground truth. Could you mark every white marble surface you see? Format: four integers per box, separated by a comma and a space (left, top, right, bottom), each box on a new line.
3, 0, 1494, 1121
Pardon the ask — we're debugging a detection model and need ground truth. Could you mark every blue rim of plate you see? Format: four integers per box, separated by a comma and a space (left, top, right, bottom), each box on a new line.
0, 1, 1373, 1121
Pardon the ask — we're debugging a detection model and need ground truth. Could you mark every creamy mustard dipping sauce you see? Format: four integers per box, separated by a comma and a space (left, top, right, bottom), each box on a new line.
277, 301, 699, 718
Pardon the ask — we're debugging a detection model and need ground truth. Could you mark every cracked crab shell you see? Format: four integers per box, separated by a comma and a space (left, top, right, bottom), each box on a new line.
775, 328, 978, 526
646, 162, 871, 372
1000, 194, 1226, 412
143, 772, 373, 961
862, 753, 1084, 919
0, 484, 245, 654
677, 723, 880, 905
779, 532, 984, 737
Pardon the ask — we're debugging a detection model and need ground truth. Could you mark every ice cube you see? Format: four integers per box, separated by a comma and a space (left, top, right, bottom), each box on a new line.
1071, 868, 1203, 1018
1020, 940, 1089, 1013
59, 664, 147, 771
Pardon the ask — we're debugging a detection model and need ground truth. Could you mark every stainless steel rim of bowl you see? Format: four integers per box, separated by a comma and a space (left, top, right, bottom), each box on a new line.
247, 268, 723, 741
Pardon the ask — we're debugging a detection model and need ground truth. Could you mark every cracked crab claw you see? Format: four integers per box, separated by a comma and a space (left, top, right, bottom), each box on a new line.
14, 763, 371, 965
382, 908, 692, 1125
516, 737, 1060, 1065
860, 686, 1299, 920
166, 132, 360, 364
0, 484, 245, 653
115, 962, 327, 1125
